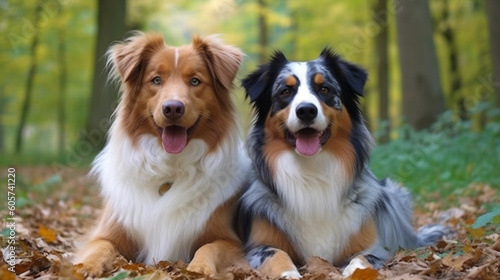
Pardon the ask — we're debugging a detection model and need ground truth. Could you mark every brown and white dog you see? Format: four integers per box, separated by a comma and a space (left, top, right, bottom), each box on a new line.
238, 49, 448, 278
74, 32, 250, 277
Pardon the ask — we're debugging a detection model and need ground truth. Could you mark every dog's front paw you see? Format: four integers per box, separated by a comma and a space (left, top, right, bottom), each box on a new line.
342, 255, 373, 278
280, 269, 302, 279
75, 261, 109, 278
186, 260, 217, 276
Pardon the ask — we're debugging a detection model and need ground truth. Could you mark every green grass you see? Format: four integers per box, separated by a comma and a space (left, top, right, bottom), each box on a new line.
370, 109, 500, 198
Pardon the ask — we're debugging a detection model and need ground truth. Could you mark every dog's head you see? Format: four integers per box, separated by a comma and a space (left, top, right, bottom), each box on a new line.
243, 49, 371, 171
108, 32, 242, 154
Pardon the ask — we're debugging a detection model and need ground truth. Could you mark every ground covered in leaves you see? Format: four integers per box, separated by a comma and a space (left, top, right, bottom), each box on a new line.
1, 167, 499, 279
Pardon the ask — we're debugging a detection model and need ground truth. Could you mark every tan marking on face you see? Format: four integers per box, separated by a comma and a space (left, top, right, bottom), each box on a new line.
263, 108, 294, 176
321, 104, 356, 180
314, 73, 324, 85
285, 75, 297, 87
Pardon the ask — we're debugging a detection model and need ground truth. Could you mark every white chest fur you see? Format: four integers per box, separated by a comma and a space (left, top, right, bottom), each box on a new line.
92, 125, 248, 264
273, 151, 367, 264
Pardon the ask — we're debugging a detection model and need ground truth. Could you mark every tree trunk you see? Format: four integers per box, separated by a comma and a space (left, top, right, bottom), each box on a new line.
57, 28, 67, 154
486, 0, 500, 108
0, 86, 5, 153
15, 1, 43, 154
440, 0, 465, 119
374, 0, 389, 143
395, 0, 446, 130
85, 0, 126, 149
257, 0, 268, 63
290, 6, 298, 59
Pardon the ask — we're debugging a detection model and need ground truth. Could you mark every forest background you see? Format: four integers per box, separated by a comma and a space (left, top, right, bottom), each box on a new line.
1, 0, 500, 200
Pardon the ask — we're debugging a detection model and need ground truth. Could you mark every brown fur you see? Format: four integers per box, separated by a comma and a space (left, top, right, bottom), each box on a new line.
188, 195, 249, 275
75, 206, 137, 276
259, 249, 297, 279
75, 33, 245, 277
249, 218, 299, 263
313, 73, 325, 85
321, 104, 356, 180
110, 33, 241, 152
285, 75, 297, 87
263, 108, 292, 176
335, 218, 377, 265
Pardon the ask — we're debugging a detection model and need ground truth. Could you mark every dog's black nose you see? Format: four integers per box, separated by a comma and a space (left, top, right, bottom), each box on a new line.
162, 100, 185, 120
296, 103, 318, 122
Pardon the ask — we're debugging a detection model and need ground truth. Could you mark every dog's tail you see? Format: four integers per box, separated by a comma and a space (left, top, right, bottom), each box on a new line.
374, 178, 449, 254
416, 224, 450, 246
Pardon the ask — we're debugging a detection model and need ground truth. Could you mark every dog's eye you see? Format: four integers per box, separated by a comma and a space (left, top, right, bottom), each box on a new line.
152, 76, 161, 85
281, 88, 291, 97
320, 86, 329, 94
190, 78, 201, 86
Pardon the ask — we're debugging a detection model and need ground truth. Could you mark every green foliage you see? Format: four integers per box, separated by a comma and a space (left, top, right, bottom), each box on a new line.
472, 207, 500, 229
107, 271, 129, 280
370, 109, 500, 196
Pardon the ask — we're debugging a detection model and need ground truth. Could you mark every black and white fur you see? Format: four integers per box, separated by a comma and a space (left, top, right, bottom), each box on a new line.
238, 49, 448, 278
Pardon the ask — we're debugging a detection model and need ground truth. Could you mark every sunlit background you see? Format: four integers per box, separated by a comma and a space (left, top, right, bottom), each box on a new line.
1, 0, 499, 195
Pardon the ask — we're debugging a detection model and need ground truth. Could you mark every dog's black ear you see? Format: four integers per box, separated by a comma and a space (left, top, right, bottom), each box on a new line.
320, 48, 367, 96
338, 59, 367, 96
242, 51, 288, 103
242, 64, 269, 103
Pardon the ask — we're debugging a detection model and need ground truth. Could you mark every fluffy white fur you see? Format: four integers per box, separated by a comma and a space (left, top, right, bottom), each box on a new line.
90, 113, 249, 264
274, 150, 378, 264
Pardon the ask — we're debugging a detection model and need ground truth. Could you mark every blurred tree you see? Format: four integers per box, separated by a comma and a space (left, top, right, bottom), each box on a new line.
437, 0, 465, 119
0, 86, 4, 153
395, 0, 445, 130
373, 0, 389, 142
85, 0, 126, 148
57, 27, 67, 154
486, 0, 500, 108
258, 0, 269, 63
15, 0, 43, 153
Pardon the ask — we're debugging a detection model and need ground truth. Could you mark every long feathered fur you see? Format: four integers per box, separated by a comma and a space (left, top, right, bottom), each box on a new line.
238, 49, 449, 278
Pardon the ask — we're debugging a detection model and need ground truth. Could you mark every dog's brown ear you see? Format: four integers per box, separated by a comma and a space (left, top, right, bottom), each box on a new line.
192, 35, 243, 94
108, 32, 165, 85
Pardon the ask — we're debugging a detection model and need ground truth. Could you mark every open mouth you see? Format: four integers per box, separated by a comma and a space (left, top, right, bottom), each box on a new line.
157, 117, 200, 154
285, 126, 331, 156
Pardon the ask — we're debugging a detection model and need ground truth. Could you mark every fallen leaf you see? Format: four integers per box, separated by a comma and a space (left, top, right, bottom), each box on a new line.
349, 267, 378, 280
385, 273, 424, 280
441, 253, 473, 271
38, 225, 57, 243
0, 265, 16, 280
491, 237, 500, 251
300, 256, 339, 278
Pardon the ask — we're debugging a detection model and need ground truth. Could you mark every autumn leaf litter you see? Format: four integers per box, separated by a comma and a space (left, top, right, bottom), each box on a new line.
1, 167, 499, 279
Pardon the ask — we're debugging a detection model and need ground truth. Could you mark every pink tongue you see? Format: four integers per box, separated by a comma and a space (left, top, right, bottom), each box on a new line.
295, 130, 321, 156
162, 126, 188, 154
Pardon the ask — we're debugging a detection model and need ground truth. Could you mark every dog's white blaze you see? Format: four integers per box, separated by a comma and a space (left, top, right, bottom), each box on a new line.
92, 114, 249, 264
174, 48, 179, 68
286, 62, 327, 133
274, 150, 369, 264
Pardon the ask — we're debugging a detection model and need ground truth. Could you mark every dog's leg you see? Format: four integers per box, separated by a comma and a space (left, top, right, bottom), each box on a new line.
342, 255, 376, 278
75, 239, 120, 277
74, 207, 136, 277
187, 239, 248, 276
248, 246, 301, 279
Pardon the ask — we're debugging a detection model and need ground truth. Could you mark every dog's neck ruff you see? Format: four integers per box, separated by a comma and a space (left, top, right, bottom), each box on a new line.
91, 118, 249, 264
